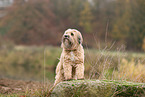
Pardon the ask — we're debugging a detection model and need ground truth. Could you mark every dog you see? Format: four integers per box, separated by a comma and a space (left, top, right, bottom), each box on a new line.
54, 29, 84, 86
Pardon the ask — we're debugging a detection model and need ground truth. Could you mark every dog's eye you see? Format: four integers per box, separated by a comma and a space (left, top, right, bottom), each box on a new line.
71, 33, 74, 36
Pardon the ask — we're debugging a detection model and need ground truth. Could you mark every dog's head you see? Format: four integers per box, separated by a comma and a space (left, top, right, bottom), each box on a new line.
61, 29, 83, 50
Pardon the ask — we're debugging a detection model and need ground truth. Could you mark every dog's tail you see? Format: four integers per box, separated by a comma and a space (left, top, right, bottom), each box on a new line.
47, 84, 56, 97
46, 80, 60, 97
47, 61, 64, 96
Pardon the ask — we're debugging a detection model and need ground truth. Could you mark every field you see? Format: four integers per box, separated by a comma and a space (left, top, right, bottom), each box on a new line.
0, 46, 145, 96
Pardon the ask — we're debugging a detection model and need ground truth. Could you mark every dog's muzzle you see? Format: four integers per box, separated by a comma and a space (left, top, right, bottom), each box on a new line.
63, 35, 73, 46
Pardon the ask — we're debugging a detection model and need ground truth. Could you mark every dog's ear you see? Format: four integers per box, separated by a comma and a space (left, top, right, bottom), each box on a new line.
78, 35, 83, 44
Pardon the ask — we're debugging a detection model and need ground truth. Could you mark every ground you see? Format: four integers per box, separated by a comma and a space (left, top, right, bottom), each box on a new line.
0, 78, 145, 97
0, 78, 44, 95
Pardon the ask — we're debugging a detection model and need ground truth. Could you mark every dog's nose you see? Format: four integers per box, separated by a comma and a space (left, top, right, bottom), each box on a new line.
64, 35, 69, 38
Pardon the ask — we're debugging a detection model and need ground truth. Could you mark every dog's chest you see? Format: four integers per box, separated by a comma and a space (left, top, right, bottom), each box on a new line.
70, 51, 75, 61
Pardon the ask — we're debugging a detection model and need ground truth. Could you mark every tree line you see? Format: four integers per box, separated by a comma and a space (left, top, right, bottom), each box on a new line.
0, 0, 145, 51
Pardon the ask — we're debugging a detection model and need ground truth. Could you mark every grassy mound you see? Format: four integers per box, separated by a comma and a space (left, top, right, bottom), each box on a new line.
51, 80, 145, 97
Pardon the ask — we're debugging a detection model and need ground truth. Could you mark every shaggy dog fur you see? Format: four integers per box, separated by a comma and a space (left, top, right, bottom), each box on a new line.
54, 29, 84, 86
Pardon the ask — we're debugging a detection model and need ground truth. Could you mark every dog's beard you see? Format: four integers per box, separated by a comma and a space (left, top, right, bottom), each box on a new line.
63, 38, 73, 49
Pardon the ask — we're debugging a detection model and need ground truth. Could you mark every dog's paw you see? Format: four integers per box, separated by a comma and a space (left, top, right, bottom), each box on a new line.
78, 78, 84, 80
64, 78, 73, 81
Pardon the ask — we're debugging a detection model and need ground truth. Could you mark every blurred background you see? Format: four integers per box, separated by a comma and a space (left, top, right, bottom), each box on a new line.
0, 0, 145, 83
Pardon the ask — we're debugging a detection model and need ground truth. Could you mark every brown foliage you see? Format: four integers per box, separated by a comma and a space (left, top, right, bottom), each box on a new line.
1, 0, 61, 45
0, 0, 145, 51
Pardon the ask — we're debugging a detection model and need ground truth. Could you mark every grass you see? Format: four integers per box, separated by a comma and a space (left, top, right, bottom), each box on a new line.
0, 45, 145, 96
0, 45, 145, 81
85, 47, 145, 82
0, 46, 61, 81
111, 58, 145, 82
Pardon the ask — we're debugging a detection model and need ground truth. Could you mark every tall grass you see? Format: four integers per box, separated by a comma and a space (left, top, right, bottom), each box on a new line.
0, 45, 145, 96
0, 45, 144, 82
85, 45, 145, 83
112, 58, 145, 82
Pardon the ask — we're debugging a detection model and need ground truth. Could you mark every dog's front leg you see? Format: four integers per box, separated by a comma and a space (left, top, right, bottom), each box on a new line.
76, 63, 84, 80
63, 63, 72, 80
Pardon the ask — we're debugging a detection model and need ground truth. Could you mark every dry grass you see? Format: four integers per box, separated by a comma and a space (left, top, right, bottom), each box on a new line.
112, 58, 145, 83
0, 46, 145, 96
